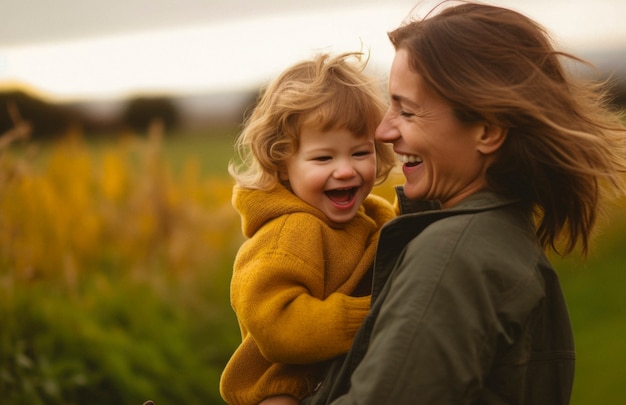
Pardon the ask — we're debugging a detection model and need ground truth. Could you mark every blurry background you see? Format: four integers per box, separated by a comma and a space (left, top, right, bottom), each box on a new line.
1, 0, 625, 135
0, 1, 624, 404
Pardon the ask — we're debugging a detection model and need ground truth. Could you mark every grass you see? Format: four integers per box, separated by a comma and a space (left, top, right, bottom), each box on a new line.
156, 128, 238, 177
551, 209, 626, 405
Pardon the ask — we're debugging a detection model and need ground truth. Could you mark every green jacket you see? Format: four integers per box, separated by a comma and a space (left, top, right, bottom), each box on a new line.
303, 189, 575, 404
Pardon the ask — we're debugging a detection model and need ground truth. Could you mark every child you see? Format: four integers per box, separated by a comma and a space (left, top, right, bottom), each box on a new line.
219, 52, 397, 405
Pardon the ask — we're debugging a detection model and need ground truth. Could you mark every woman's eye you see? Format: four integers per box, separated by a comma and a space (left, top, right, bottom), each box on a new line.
400, 110, 414, 118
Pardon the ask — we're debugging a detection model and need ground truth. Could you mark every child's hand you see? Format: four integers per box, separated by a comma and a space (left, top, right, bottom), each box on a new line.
259, 395, 299, 405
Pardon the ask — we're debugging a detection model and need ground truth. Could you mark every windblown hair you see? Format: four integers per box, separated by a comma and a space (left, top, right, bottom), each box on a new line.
229, 52, 395, 191
389, 1, 626, 255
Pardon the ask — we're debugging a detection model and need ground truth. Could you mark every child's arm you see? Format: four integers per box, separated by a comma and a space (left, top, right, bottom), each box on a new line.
234, 273, 370, 365
232, 222, 371, 365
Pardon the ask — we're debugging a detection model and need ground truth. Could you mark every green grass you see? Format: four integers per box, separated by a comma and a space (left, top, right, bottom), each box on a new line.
158, 128, 238, 177
552, 212, 626, 405
1, 264, 240, 404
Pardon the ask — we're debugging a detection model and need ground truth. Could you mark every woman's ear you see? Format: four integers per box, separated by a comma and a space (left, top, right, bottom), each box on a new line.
477, 124, 507, 155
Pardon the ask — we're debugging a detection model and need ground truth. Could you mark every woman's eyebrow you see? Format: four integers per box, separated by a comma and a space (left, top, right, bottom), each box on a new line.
391, 94, 421, 109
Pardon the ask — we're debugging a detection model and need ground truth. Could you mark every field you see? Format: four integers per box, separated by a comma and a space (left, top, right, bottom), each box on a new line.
1, 127, 625, 404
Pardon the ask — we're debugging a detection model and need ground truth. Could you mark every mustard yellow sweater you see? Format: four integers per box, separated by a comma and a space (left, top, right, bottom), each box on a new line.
219, 185, 395, 405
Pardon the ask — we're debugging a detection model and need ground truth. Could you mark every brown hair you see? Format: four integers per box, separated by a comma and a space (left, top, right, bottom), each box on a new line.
229, 52, 395, 191
389, 1, 626, 255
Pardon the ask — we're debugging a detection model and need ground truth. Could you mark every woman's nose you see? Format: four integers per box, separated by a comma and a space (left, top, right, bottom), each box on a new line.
375, 111, 398, 143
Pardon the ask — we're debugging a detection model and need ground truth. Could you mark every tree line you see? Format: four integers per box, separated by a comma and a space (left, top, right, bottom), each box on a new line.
0, 91, 181, 139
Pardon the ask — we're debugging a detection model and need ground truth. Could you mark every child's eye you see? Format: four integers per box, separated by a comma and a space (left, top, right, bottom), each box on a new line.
353, 150, 372, 157
312, 156, 332, 162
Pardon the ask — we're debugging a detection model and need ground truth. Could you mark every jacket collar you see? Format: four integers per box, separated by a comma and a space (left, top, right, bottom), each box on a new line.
372, 188, 520, 300
395, 186, 518, 216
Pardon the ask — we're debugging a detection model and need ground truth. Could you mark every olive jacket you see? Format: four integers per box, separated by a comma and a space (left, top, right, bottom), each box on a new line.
302, 188, 575, 404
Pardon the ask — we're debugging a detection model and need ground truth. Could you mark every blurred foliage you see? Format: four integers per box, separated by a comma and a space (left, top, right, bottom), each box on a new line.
0, 125, 241, 404
0, 118, 625, 404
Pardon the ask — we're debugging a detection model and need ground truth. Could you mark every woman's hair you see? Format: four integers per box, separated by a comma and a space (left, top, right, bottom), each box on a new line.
388, 1, 626, 256
229, 52, 396, 191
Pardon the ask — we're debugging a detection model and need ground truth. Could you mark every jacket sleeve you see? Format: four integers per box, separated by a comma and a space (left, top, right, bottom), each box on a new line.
329, 215, 544, 404
232, 217, 370, 365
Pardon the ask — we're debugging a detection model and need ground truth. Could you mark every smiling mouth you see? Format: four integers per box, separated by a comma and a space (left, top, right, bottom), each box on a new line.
325, 187, 357, 205
397, 153, 422, 167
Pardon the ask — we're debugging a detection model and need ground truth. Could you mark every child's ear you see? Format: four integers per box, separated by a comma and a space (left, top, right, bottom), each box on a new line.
477, 124, 507, 155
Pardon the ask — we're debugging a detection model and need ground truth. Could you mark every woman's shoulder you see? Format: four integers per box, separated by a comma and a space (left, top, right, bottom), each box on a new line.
403, 204, 544, 291
416, 203, 537, 259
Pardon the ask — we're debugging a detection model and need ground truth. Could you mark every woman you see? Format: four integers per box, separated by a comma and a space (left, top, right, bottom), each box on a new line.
302, 2, 626, 404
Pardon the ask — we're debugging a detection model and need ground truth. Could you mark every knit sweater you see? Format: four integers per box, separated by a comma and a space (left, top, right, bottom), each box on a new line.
219, 185, 396, 405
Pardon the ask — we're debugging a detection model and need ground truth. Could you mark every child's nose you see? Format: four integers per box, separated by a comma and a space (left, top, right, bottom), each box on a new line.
333, 160, 357, 178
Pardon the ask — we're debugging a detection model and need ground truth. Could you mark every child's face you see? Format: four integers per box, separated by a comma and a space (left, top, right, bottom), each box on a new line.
283, 126, 377, 224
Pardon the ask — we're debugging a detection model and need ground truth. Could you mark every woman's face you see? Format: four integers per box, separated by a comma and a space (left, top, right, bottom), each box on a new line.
376, 48, 495, 208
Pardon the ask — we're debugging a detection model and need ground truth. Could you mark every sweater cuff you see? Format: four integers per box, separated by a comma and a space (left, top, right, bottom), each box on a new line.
338, 294, 371, 336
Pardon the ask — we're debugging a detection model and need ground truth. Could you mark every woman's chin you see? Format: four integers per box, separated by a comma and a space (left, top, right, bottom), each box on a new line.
402, 183, 423, 200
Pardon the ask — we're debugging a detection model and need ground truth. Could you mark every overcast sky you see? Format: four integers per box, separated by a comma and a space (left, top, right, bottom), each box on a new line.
1, 0, 410, 46
1, 0, 625, 101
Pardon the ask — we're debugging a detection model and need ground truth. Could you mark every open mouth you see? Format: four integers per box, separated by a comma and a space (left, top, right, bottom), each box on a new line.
325, 187, 357, 205
397, 153, 422, 167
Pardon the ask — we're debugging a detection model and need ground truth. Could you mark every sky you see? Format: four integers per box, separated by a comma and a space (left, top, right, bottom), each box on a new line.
1, 0, 625, 102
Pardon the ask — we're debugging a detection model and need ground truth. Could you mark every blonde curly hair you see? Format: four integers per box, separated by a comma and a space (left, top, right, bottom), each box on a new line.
229, 52, 396, 191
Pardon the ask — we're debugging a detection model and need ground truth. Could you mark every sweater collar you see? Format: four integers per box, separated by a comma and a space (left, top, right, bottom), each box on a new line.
233, 185, 364, 237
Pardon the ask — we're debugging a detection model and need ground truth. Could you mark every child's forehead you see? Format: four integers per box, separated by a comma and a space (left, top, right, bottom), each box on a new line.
298, 124, 372, 141
300, 115, 368, 137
